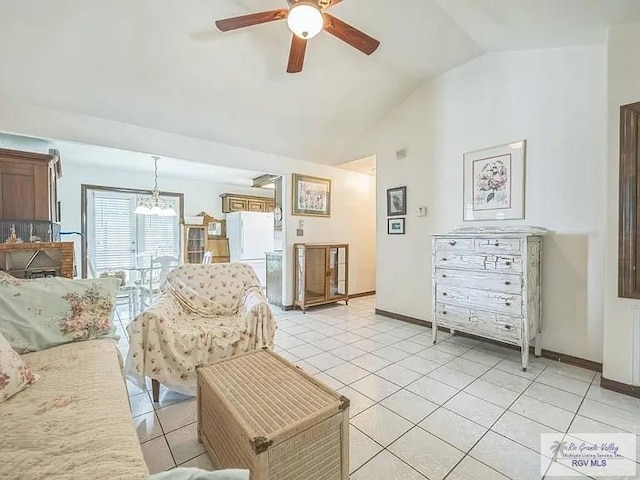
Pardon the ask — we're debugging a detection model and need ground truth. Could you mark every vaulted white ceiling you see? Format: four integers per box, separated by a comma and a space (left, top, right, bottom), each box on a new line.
0, 0, 638, 165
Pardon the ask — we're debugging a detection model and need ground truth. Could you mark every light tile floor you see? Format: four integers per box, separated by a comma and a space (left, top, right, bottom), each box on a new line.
115, 296, 640, 479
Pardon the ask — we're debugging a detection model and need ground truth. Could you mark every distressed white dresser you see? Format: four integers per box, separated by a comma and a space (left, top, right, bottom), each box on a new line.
431, 227, 547, 370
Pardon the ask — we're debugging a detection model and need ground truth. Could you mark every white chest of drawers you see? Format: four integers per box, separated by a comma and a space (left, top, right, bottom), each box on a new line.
431, 229, 545, 370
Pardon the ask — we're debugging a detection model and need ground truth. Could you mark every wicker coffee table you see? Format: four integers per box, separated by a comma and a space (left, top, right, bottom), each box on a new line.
197, 349, 350, 480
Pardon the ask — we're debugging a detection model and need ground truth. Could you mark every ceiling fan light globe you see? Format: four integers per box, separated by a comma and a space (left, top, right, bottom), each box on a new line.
287, 3, 323, 40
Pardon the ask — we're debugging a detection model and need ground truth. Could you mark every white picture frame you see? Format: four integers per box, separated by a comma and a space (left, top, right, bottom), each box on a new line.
463, 140, 526, 221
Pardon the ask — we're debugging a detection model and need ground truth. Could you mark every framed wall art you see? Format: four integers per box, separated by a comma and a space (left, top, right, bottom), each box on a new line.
463, 140, 526, 221
292, 173, 331, 217
388, 218, 405, 235
387, 186, 407, 216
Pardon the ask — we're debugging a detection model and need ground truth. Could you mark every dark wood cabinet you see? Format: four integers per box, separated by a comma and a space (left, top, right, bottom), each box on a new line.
0, 148, 61, 223
619, 102, 640, 298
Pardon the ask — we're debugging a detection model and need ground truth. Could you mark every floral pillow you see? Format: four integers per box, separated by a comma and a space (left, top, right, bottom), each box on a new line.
0, 273, 120, 354
0, 331, 38, 403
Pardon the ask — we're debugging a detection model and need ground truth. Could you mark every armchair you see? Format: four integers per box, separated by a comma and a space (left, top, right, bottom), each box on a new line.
125, 263, 276, 401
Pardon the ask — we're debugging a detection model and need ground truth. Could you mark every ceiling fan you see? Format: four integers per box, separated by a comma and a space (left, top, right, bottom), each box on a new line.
215, 0, 380, 73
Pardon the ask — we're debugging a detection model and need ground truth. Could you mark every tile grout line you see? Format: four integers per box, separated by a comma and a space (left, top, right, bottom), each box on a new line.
284, 319, 598, 479
346, 335, 552, 479
441, 352, 553, 480
540, 371, 599, 479
126, 300, 609, 478
288, 303, 607, 478
349, 424, 430, 479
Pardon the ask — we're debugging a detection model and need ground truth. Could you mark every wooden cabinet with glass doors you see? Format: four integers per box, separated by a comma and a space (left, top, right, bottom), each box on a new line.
293, 243, 348, 312
183, 224, 207, 264
182, 214, 230, 264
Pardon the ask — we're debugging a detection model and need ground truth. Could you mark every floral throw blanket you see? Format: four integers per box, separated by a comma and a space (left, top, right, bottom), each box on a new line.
0, 272, 120, 353
126, 263, 276, 396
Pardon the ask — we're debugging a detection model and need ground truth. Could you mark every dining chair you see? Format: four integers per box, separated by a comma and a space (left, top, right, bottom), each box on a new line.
88, 258, 138, 320
100, 270, 138, 320
139, 255, 179, 311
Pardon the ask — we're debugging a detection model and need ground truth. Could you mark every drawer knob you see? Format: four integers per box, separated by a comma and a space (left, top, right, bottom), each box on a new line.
505, 281, 511, 285
505, 262, 511, 266
505, 302, 511, 306
442, 274, 447, 278
442, 258, 448, 261
449, 241, 457, 246
505, 325, 512, 330
494, 242, 499, 246
442, 311, 447, 315
442, 292, 448, 296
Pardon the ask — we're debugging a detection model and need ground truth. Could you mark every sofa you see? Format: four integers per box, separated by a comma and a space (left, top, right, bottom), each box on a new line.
0, 339, 149, 480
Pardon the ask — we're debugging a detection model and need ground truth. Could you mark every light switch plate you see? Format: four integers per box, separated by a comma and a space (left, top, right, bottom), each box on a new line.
296, 229, 304, 237
418, 206, 428, 217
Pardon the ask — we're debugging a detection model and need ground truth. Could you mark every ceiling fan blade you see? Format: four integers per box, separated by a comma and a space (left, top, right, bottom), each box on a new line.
215, 9, 288, 32
323, 13, 380, 55
287, 35, 307, 73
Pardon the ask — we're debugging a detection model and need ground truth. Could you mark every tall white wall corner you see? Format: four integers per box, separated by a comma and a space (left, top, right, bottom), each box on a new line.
632, 307, 640, 386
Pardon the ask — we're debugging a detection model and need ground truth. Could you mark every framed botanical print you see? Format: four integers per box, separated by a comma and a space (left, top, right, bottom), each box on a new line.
292, 173, 331, 217
387, 218, 405, 235
463, 140, 526, 221
387, 186, 407, 217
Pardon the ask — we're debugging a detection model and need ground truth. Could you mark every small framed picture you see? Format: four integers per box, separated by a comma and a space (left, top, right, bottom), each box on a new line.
387, 186, 407, 216
388, 218, 405, 235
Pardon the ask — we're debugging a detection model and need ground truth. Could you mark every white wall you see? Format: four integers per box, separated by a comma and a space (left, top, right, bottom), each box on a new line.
57, 159, 261, 266
281, 172, 376, 305
353, 45, 607, 362
603, 23, 640, 384
0, 97, 376, 300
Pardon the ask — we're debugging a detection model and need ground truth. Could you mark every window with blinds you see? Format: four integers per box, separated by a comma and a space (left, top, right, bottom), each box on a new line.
138, 196, 180, 258
87, 189, 180, 274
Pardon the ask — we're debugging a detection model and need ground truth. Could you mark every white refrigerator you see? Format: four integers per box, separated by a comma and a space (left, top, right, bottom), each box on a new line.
226, 211, 274, 287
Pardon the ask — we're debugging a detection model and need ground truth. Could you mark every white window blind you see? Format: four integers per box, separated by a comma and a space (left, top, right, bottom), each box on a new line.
90, 191, 136, 273
138, 196, 180, 258
87, 189, 181, 275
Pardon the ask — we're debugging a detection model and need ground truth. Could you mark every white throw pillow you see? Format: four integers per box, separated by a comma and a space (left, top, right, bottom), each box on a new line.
0, 331, 38, 404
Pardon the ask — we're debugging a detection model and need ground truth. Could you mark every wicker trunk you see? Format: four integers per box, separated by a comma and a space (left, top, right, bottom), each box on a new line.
197, 349, 350, 480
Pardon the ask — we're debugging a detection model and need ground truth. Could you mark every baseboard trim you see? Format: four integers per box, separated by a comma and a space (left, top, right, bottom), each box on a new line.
541, 349, 602, 373
600, 377, 640, 399
274, 303, 294, 311
374, 309, 451, 333
375, 308, 603, 373
350, 291, 376, 299
278, 292, 375, 312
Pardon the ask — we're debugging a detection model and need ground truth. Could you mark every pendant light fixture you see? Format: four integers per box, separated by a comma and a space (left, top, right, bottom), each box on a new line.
134, 156, 177, 216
